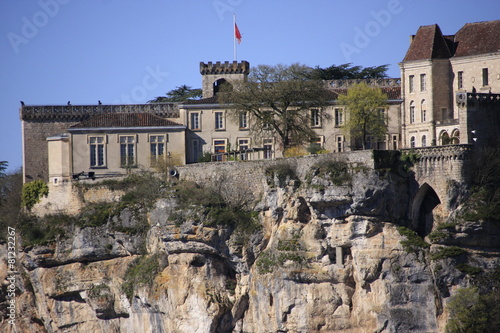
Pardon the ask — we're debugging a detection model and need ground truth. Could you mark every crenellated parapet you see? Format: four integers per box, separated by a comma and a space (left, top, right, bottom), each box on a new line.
200, 61, 250, 75
20, 103, 179, 121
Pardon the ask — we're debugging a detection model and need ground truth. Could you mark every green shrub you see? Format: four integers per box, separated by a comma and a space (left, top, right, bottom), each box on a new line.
430, 246, 466, 261
283, 146, 308, 157
400, 150, 421, 172
78, 203, 115, 228
198, 151, 213, 163
265, 163, 298, 187
308, 159, 352, 186
256, 251, 277, 274
428, 230, 448, 243
397, 226, 430, 252
121, 254, 160, 301
21, 180, 49, 209
456, 264, 483, 276
18, 213, 75, 247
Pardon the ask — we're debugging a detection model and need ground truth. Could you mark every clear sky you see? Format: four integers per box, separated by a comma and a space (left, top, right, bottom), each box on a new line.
1, 0, 499, 172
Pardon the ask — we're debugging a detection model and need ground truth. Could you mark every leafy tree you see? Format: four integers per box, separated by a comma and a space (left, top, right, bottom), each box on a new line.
446, 286, 500, 333
338, 82, 388, 150
219, 63, 330, 152
148, 85, 202, 103
0, 161, 6, 176
307, 63, 389, 80
0, 167, 22, 241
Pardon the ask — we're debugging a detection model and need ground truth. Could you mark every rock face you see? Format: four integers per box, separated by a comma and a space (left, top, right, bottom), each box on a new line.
2, 163, 499, 333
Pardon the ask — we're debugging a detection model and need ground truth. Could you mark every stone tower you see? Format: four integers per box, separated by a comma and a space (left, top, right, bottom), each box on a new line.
200, 61, 250, 98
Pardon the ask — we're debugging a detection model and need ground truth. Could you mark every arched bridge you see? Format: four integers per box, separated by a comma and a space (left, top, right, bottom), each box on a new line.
402, 144, 473, 236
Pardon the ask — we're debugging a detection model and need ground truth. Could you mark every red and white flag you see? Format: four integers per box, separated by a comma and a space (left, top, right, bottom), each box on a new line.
235, 23, 242, 44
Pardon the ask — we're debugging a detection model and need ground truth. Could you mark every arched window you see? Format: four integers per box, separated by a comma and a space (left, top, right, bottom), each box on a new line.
451, 129, 460, 144
440, 131, 450, 145
410, 136, 416, 148
421, 135, 427, 147
421, 99, 427, 122
409, 101, 415, 123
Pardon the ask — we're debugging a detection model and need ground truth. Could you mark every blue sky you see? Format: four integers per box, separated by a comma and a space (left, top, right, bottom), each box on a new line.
1, 0, 499, 171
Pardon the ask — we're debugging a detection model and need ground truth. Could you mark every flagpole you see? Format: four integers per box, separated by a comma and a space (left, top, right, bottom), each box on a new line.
233, 13, 237, 61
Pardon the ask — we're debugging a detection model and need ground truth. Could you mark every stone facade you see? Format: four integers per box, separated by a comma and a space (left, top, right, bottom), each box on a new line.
399, 21, 500, 148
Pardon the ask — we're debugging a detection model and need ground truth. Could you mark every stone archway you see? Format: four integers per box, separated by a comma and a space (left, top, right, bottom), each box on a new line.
412, 183, 441, 237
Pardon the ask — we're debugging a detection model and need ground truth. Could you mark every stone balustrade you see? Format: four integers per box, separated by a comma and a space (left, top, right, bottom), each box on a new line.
20, 103, 179, 120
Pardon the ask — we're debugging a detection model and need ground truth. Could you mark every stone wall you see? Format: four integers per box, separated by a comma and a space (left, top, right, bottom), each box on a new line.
22, 119, 79, 183
177, 150, 374, 198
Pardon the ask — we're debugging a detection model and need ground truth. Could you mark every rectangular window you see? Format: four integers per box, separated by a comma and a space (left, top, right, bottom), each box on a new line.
336, 136, 343, 152
409, 75, 415, 93
215, 112, 224, 130
238, 138, 250, 160
90, 136, 105, 167
335, 108, 343, 126
421, 108, 426, 122
213, 139, 226, 161
482, 68, 489, 86
410, 105, 415, 123
263, 138, 274, 159
420, 74, 426, 92
239, 112, 248, 129
120, 136, 135, 167
392, 134, 398, 150
310, 109, 321, 127
191, 139, 200, 162
150, 135, 165, 163
190, 112, 200, 130
457, 71, 463, 89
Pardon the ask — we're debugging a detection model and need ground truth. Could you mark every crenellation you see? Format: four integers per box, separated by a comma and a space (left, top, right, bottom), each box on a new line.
200, 60, 250, 75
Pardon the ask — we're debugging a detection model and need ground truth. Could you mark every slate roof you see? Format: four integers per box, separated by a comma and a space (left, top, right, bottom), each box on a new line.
70, 113, 184, 129
403, 20, 500, 62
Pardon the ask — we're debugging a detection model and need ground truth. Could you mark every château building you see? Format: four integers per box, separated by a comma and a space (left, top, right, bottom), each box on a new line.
399, 20, 500, 148
20, 20, 500, 184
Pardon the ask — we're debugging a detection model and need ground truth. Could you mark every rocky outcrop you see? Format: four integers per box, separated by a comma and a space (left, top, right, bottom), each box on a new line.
2, 162, 499, 333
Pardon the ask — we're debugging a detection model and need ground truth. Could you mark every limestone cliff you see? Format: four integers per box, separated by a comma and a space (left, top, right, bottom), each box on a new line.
2, 155, 500, 333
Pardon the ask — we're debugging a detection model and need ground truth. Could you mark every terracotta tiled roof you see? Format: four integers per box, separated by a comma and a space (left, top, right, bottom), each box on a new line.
70, 113, 184, 129
403, 24, 451, 61
453, 20, 500, 57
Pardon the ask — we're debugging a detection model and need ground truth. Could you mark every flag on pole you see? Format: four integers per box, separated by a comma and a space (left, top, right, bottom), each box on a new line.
235, 22, 242, 44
